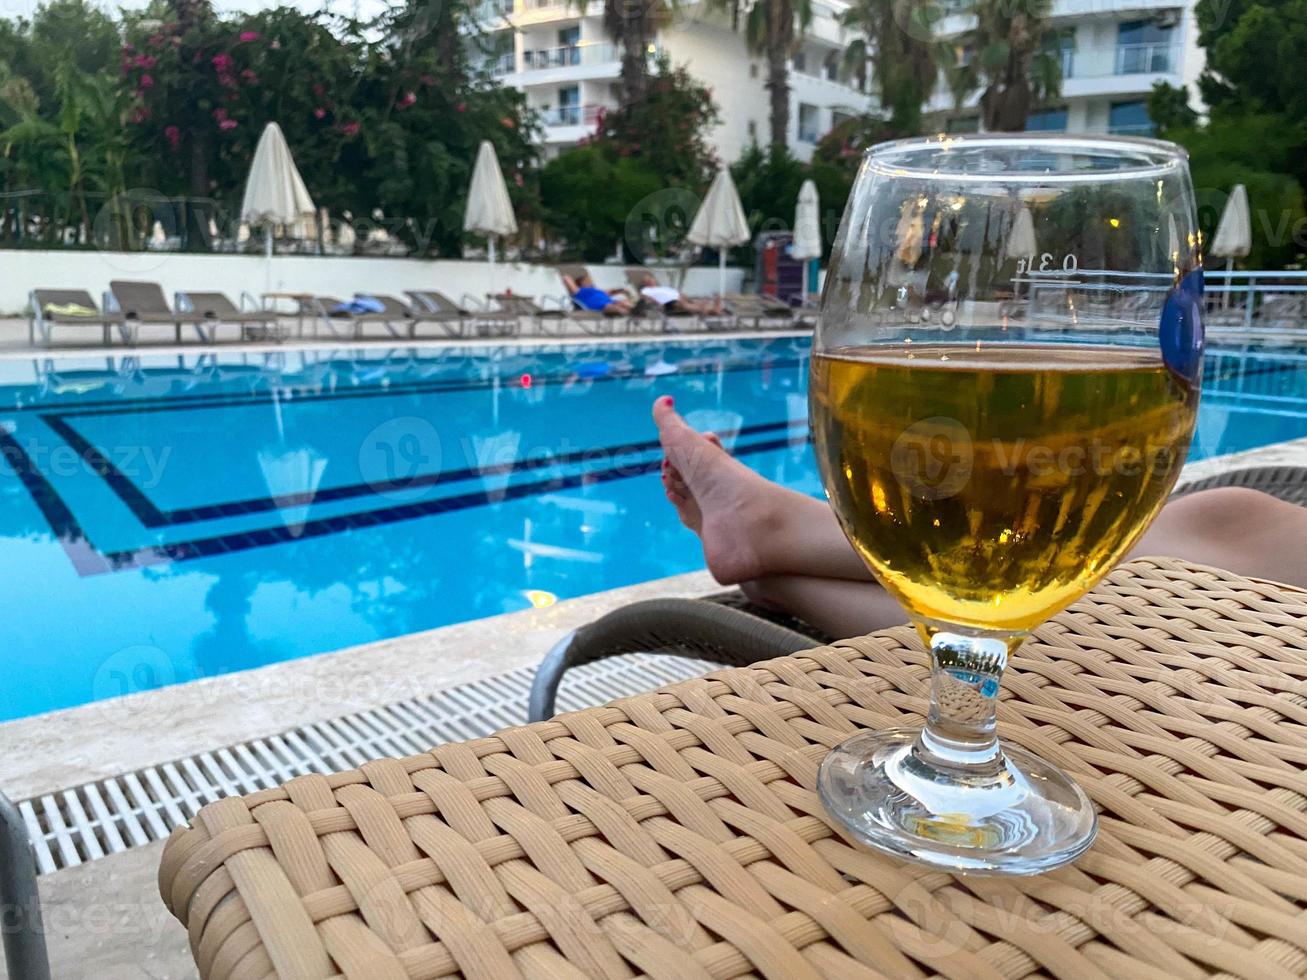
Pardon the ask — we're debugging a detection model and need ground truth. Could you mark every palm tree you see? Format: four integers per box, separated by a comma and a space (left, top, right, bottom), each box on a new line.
573, 0, 668, 110
946, 0, 1062, 131
839, 0, 946, 132
712, 0, 812, 151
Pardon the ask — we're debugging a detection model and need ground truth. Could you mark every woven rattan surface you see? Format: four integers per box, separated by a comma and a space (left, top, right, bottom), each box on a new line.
158, 557, 1307, 979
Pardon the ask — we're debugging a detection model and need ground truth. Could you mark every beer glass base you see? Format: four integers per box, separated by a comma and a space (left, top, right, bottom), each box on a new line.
818, 728, 1098, 875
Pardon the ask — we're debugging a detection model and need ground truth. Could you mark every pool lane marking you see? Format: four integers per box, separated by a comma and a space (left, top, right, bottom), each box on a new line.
0, 428, 110, 575
4, 427, 809, 577
20, 352, 806, 420
41, 416, 808, 530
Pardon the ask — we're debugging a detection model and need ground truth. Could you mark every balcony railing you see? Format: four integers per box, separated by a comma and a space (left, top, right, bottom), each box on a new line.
540, 102, 612, 127
521, 41, 619, 71
1114, 42, 1176, 75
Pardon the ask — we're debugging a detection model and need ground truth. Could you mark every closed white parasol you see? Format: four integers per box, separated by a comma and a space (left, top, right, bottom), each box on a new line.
792, 179, 822, 302
240, 122, 316, 289
464, 140, 518, 267
687, 167, 751, 301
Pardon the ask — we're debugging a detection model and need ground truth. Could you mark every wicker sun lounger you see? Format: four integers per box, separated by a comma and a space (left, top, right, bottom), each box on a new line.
106, 280, 217, 344
27, 289, 127, 347
174, 290, 288, 342
143, 555, 1307, 980
527, 463, 1307, 720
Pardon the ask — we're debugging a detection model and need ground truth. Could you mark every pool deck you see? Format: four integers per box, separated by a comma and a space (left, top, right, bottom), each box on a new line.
5, 321, 1307, 977
1, 568, 718, 980
0, 315, 791, 359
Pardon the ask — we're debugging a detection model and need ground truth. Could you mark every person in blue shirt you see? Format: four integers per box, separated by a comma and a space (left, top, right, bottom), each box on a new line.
565, 273, 634, 314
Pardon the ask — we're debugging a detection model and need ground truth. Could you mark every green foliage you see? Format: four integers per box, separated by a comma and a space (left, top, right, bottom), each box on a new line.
598, 56, 720, 188
540, 58, 719, 260
839, 0, 945, 133
1147, 81, 1199, 133
0, 0, 539, 254
1148, 0, 1307, 269
945, 0, 1061, 131
541, 145, 662, 261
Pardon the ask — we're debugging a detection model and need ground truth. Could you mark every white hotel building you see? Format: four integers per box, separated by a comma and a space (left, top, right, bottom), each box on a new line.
470, 0, 1205, 163
931, 0, 1206, 136
470, 0, 872, 162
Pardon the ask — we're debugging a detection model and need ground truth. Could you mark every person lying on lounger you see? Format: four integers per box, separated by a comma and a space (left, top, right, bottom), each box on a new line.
564, 274, 634, 315
650, 396, 1307, 639
637, 273, 724, 316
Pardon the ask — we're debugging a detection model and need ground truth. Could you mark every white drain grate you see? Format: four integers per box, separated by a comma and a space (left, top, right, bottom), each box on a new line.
20, 652, 714, 874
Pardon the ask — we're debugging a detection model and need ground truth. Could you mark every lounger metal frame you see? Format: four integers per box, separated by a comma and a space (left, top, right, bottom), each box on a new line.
27, 290, 132, 348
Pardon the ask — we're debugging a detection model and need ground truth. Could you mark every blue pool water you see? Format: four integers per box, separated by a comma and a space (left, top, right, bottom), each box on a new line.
2, 337, 1306, 722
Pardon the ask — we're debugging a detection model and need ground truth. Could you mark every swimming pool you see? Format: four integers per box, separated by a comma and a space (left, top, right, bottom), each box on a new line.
2, 337, 1305, 722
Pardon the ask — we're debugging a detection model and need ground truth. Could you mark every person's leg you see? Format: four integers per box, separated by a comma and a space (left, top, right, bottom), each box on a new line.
654, 396, 871, 584
655, 397, 1307, 635
1126, 486, 1307, 585
742, 575, 908, 638
741, 489, 1307, 638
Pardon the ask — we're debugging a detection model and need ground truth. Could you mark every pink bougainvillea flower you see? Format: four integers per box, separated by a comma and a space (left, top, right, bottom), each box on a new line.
240, 69, 257, 83
314, 107, 327, 120
514, 172, 524, 187
455, 102, 466, 113
138, 74, 155, 89
211, 52, 233, 73
164, 125, 181, 150
130, 106, 151, 124
500, 116, 515, 128
312, 83, 325, 98
397, 91, 416, 109
420, 74, 435, 86
213, 107, 229, 121
218, 74, 236, 89
133, 54, 156, 68
219, 118, 239, 131
238, 30, 260, 42
340, 121, 360, 136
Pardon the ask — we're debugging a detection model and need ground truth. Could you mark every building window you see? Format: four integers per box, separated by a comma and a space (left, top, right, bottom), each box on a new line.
1108, 99, 1154, 134
1116, 18, 1174, 73
793, 50, 806, 72
946, 115, 979, 133
798, 103, 821, 143
1026, 106, 1068, 131
824, 53, 839, 81
557, 85, 579, 125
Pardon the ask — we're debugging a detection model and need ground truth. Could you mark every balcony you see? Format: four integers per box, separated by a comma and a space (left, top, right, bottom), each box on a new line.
1115, 42, 1175, 74
521, 41, 619, 71
540, 102, 611, 127
487, 52, 516, 76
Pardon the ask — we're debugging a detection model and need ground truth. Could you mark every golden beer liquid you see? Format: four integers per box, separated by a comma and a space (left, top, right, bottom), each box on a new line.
811, 343, 1199, 633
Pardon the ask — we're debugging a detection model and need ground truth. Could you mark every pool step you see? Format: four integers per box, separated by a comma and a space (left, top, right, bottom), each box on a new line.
18, 652, 715, 875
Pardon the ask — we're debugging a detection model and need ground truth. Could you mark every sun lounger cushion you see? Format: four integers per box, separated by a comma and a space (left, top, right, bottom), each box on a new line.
330, 296, 385, 315
43, 303, 99, 317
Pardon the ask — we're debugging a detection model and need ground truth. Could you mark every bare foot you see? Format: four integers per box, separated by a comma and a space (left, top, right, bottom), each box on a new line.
653, 396, 783, 584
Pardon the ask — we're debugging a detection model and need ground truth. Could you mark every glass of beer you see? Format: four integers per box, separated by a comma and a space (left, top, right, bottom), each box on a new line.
811, 135, 1203, 874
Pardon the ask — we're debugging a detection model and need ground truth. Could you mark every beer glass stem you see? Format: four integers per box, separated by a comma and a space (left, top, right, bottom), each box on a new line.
916, 631, 1017, 773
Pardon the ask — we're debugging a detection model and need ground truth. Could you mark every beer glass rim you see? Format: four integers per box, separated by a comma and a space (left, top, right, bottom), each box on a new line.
864, 133, 1188, 183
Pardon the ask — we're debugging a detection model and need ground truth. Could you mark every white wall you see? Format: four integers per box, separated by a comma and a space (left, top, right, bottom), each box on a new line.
0, 250, 746, 316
